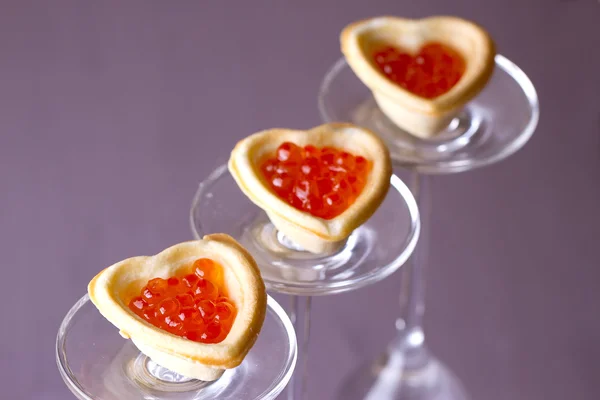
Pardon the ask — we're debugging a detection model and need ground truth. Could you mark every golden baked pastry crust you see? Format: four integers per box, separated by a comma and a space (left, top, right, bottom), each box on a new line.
88, 234, 267, 380
228, 123, 392, 253
341, 16, 496, 137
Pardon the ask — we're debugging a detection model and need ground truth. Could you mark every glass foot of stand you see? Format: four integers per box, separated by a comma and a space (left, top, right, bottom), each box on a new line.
319, 55, 539, 400
190, 166, 421, 399
56, 294, 297, 400
338, 351, 469, 400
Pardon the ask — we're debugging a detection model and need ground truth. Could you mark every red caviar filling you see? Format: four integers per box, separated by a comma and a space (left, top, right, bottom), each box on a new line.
260, 142, 371, 220
128, 258, 236, 344
373, 42, 466, 99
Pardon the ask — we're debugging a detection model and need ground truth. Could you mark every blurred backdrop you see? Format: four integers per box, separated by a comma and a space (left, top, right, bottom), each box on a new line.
1, 1, 599, 399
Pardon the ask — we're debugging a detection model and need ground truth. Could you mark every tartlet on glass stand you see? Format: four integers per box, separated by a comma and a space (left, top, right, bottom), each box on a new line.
56, 235, 297, 400
318, 15, 539, 400
190, 123, 421, 399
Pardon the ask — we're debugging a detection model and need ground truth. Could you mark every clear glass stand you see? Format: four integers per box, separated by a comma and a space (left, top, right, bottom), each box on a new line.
319, 55, 539, 174
318, 54, 539, 399
190, 166, 421, 399
190, 166, 420, 296
56, 294, 297, 400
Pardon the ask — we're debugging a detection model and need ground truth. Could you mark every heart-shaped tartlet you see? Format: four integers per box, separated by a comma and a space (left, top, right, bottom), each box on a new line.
228, 123, 392, 254
88, 234, 267, 381
341, 16, 496, 138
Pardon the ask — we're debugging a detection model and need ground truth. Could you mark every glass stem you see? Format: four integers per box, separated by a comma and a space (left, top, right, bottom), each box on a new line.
287, 295, 312, 400
390, 171, 430, 367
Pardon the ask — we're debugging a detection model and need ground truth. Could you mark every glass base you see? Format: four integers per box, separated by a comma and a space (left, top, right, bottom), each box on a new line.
319, 55, 539, 174
190, 165, 420, 296
56, 294, 297, 400
338, 352, 469, 400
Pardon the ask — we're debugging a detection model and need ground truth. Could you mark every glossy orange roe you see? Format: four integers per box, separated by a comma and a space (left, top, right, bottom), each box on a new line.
373, 42, 466, 99
260, 142, 371, 220
128, 258, 236, 344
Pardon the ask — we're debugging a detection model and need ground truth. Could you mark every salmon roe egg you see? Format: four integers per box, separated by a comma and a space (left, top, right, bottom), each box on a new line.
372, 42, 466, 99
128, 258, 237, 344
260, 142, 371, 220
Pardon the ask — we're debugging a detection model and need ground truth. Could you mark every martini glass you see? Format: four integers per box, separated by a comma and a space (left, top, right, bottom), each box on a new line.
318, 54, 539, 399
56, 294, 297, 400
190, 164, 421, 399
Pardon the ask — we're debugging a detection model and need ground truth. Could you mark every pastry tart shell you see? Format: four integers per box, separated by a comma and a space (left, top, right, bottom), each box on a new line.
228, 123, 392, 254
88, 234, 267, 381
341, 16, 496, 138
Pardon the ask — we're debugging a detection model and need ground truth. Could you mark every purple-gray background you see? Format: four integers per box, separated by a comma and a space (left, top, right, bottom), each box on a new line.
1, 1, 599, 399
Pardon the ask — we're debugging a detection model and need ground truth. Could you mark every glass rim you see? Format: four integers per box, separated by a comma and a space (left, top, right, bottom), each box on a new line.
318, 54, 540, 174
190, 165, 421, 295
56, 293, 297, 400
